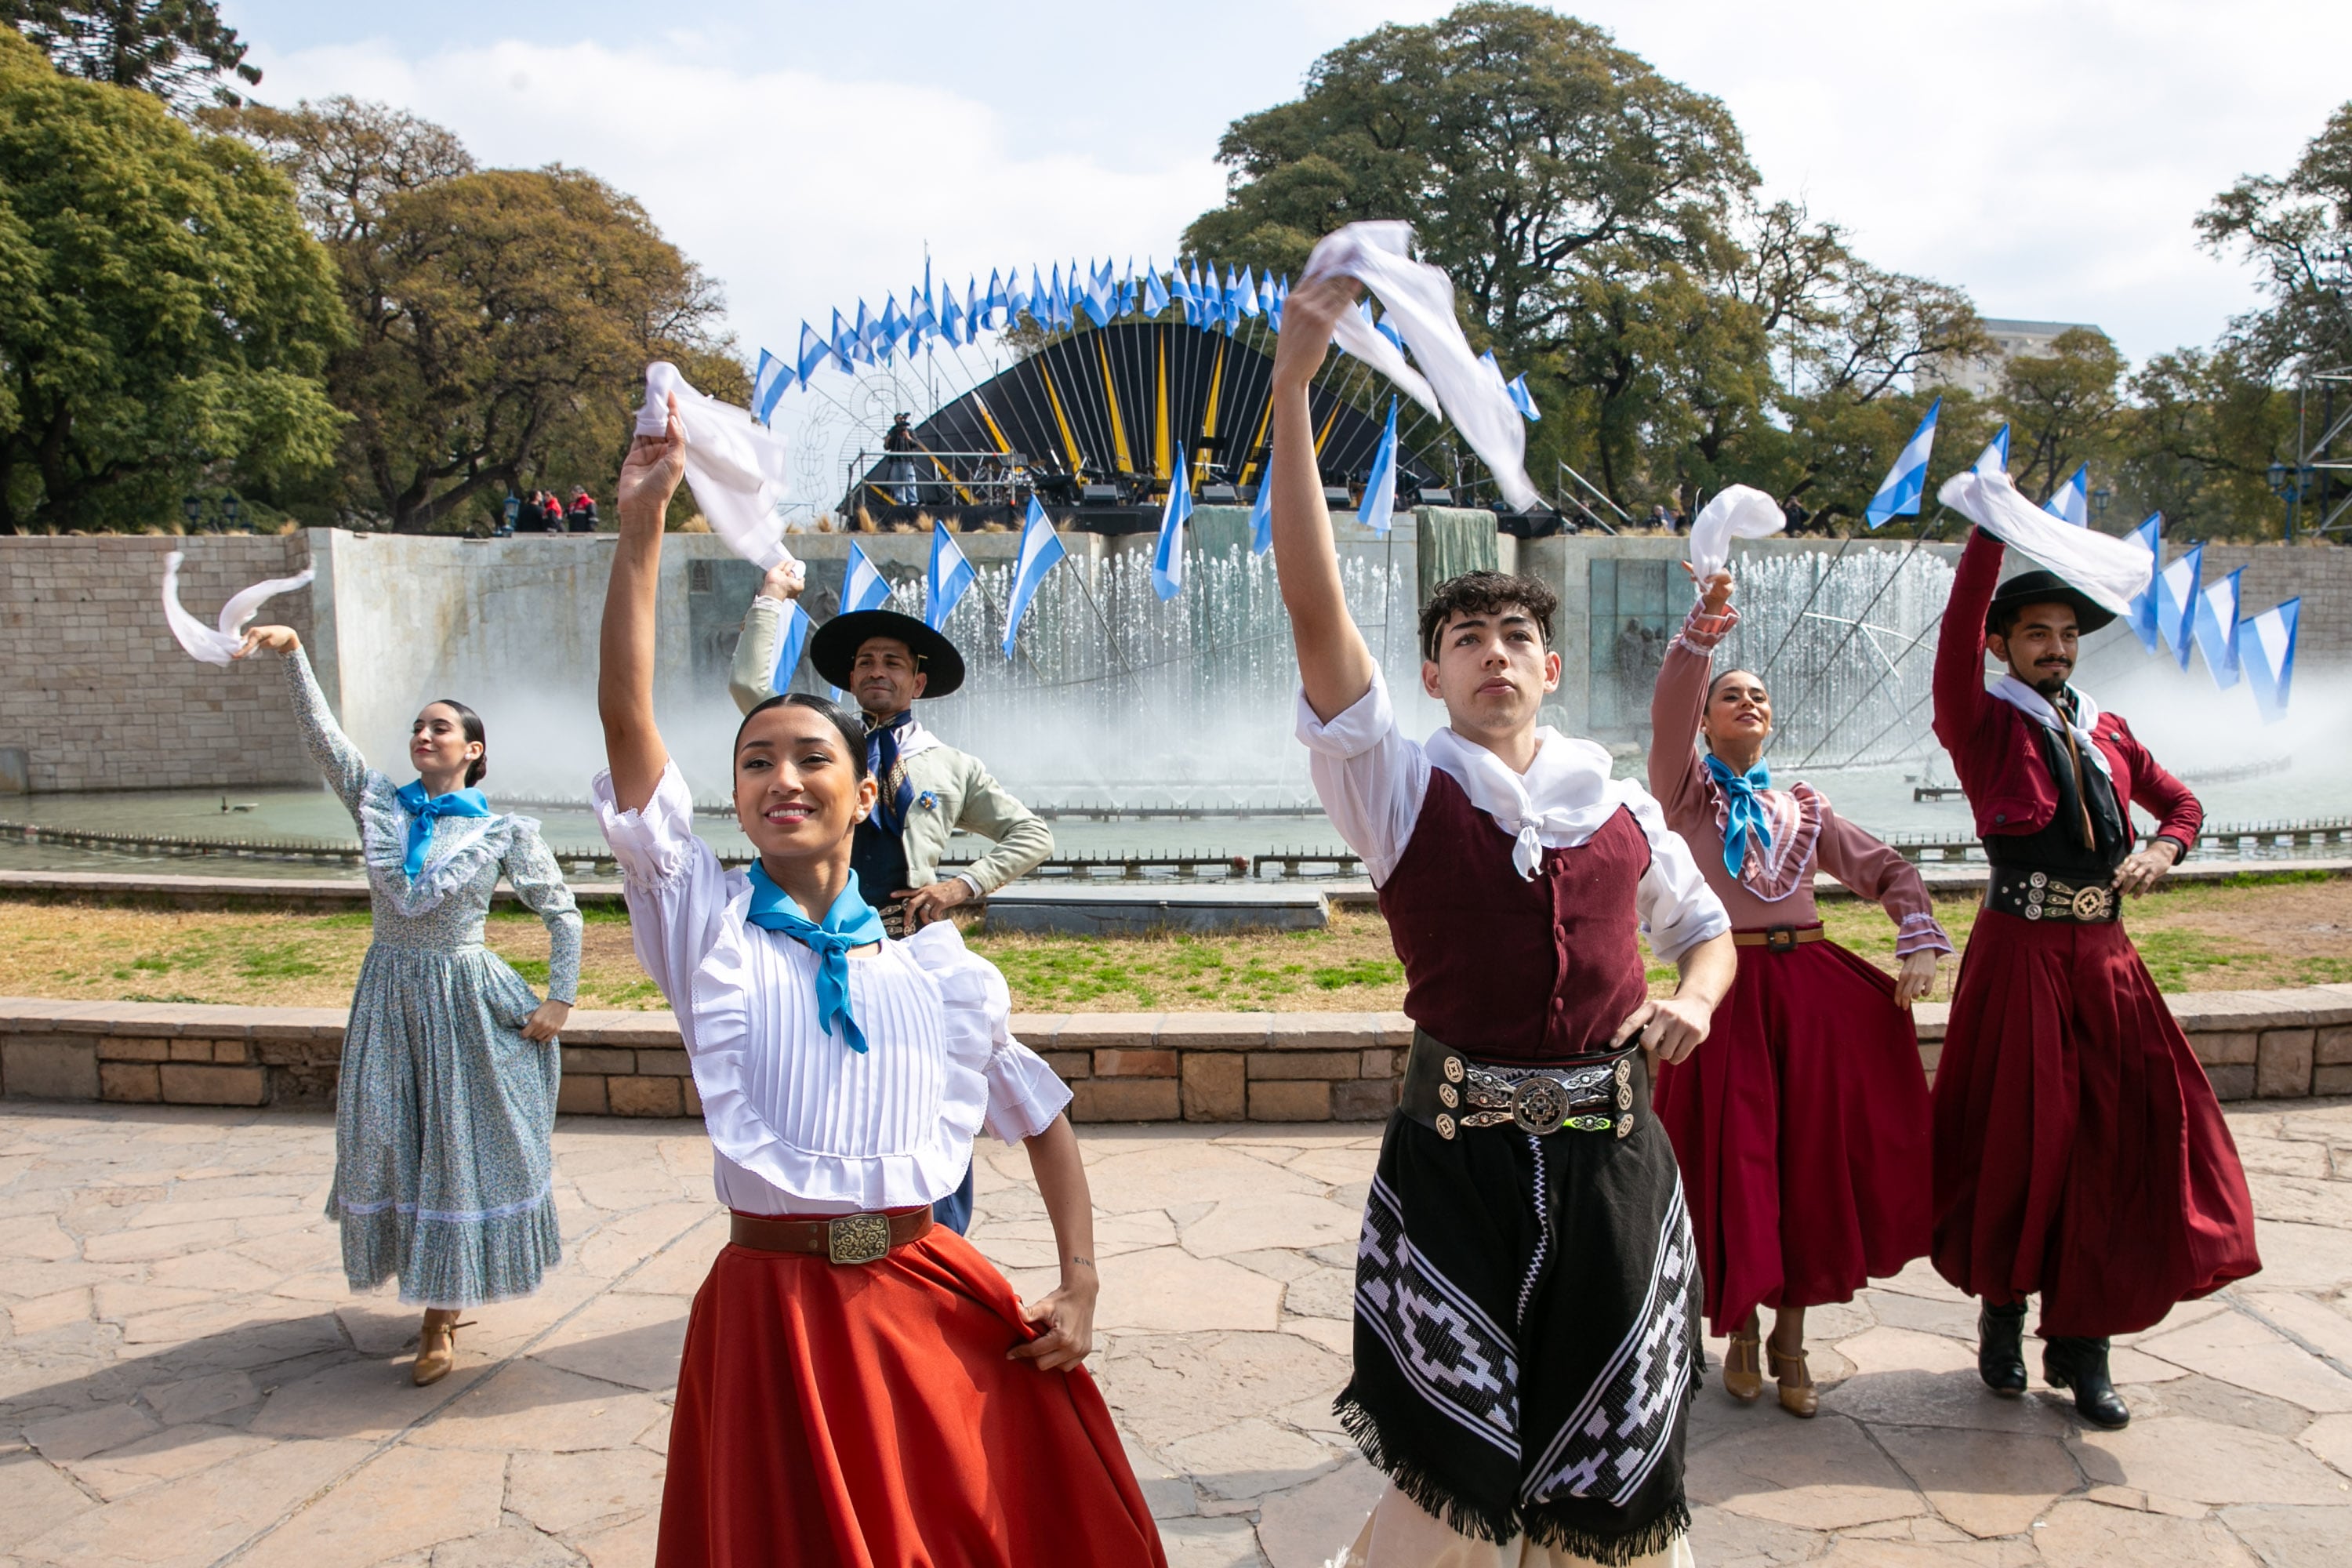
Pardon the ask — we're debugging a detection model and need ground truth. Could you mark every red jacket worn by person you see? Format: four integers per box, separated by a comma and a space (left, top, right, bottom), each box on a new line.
1931, 528, 2201, 857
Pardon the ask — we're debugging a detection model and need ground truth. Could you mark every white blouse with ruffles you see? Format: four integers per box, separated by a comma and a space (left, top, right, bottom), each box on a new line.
593, 762, 1071, 1217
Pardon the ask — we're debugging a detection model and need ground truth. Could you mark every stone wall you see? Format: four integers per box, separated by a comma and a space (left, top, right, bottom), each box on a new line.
0, 535, 316, 792
6, 989, 2348, 1117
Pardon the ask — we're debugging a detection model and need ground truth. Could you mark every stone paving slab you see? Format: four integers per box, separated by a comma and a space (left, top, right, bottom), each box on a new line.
2, 1102, 2350, 1566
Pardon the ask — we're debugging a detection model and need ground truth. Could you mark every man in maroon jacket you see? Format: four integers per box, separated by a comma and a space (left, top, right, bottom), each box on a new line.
1930, 528, 2259, 1429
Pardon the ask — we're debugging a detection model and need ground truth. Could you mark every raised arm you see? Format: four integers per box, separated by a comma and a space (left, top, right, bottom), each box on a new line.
1268, 275, 1378, 723
601, 399, 686, 813
237, 629, 369, 818
725, 565, 799, 715
1649, 571, 1735, 822
1931, 527, 2005, 754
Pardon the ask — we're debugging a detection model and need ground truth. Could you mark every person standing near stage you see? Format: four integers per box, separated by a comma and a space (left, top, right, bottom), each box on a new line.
1930, 530, 2259, 1429
233, 625, 579, 1388
1269, 274, 1733, 1568
595, 394, 1163, 1568
1649, 566, 1950, 1418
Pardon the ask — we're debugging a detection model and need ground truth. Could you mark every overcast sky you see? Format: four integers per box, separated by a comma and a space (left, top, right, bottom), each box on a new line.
228, 1, 2350, 371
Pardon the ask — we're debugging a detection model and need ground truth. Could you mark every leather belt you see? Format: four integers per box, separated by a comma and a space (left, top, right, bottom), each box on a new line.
1987, 866, 2118, 924
1732, 924, 1825, 951
1400, 1028, 1642, 1142
730, 1207, 933, 1265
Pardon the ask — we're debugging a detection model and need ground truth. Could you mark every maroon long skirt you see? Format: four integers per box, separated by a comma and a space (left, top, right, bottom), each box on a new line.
1654, 932, 1932, 1337
1931, 909, 2259, 1338
656, 1218, 1166, 1568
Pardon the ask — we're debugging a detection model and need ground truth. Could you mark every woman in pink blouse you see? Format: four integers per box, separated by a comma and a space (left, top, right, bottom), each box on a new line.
1648, 568, 1951, 1418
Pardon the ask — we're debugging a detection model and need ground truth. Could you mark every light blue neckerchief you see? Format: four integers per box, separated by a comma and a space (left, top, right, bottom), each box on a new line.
392, 781, 491, 879
743, 862, 887, 1053
1702, 752, 1774, 880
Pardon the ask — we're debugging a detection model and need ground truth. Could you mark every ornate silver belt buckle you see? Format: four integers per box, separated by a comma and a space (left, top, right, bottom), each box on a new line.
2071, 884, 2114, 921
827, 1212, 892, 1265
1510, 1076, 1572, 1136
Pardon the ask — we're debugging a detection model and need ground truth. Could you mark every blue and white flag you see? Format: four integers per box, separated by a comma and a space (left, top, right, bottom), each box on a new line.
842, 540, 891, 616
1507, 372, 1540, 422
964, 277, 983, 343
1864, 397, 1941, 528
1081, 260, 1114, 328
2122, 514, 2163, 652
911, 266, 938, 342
2044, 463, 2089, 527
1152, 452, 1192, 600
1267, 275, 1286, 331
797, 321, 830, 383
2156, 543, 2201, 670
1010, 267, 1034, 323
1973, 425, 2010, 476
1359, 398, 1400, 535
751, 349, 793, 426
771, 601, 813, 695
939, 289, 965, 346
1249, 470, 1274, 555
1002, 496, 1068, 658
2193, 564, 2243, 689
877, 294, 907, 361
1143, 260, 1171, 315
927, 521, 976, 630
982, 268, 1006, 328
829, 309, 859, 372
1374, 305, 1407, 354
851, 300, 879, 365
1258, 270, 1278, 318
1236, 266, 1261, 319
2241, 597, 2299, 722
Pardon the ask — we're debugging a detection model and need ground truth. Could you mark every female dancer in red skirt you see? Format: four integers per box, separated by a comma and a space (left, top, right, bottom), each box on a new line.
1648, 568, 1951, 1417
595, 396, 1164, 1568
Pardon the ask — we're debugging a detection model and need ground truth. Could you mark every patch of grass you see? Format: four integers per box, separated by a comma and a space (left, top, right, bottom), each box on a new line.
506, 958, 551, 985
2217, 869, 2333, 889
236, 942, 324, 980
2292, 956, 2352, 985
1310, 957, 1402, 992
2131, 928, 2265, 992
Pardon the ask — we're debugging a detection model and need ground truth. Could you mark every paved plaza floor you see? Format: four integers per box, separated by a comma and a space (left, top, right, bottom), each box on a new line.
2, 1103, 2350, 1567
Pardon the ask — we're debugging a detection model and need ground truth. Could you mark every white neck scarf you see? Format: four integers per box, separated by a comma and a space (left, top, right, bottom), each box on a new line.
1989, 674, 2112, 780
1423, 726, 1624, 879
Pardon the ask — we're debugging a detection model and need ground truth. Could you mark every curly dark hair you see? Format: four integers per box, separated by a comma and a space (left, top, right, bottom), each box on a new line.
1417, 570, 1559, 660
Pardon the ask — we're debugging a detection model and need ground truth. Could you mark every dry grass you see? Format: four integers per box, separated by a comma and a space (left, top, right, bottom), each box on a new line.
0, 870, 2343, 1015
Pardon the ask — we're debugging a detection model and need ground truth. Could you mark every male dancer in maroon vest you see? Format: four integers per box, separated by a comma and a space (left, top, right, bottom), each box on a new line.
1269, 277, 1735, 1565
1931, 529, 2259, 1429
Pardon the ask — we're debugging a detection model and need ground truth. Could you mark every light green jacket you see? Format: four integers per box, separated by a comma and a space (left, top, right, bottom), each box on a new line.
728, 598, 1054, 894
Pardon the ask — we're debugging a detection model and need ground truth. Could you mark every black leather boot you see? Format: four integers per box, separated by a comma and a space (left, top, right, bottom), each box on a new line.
1977, 1301, 2028, 1395
2044, 1336, 2129, 1428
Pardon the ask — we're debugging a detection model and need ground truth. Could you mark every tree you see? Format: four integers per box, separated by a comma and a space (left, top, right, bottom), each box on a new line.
217, 98, 742, 532
0, 31, 343, 534
2, 0, 258, 110
2114, 347, 2292, 540
2198, 100, 2352, 382
1995, 327, 2125, 505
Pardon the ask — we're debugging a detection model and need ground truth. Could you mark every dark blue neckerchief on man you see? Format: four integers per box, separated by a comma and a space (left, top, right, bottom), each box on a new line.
865, 710, 920, 835
393, 781, 492, 878
1702, 751, 1774, 880
743, 862, 887, 1053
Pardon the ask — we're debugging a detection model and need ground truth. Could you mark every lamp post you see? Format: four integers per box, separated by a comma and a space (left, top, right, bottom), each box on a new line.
221, 492, 241, 532
2268, 459, 2315, 539
2090, 486, 2111, 524
181, 494, 203, 532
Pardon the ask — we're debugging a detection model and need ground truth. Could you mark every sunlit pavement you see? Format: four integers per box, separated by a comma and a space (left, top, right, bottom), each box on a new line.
2, 1102, 2350, 1567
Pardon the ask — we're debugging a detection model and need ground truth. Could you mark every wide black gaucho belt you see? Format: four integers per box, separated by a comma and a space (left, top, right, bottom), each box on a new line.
1400, 1028, 1642, 1142
1987, 866, 2119, 924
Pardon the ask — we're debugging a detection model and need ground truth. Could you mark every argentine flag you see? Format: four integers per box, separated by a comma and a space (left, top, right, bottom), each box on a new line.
2193, 565, 2244, 689
771, 601, 813, 695
2044, 464, 2089, 527
842, 541, 891, 616
751, 350, 793, 426
2241, 597, 2299, 722
829, 309, 858, 373
1236, 266, 1261, 319
1249, 472, 1274, 555
927, 521, 976, 631
1153, 452, 1192, 600
1359, 399, 1400, 535
1002, 497, 1068, 659
1143, 260, 1171, 316
1507, 373, 1541, 422
2122, 514, 2163, 652
2155, 543, 2201, 670
1974, 425, 2009, 475
797, 321, 830, 383
1864, 397, 1941, 528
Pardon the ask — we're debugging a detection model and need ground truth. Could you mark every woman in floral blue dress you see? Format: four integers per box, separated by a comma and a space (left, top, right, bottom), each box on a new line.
240, 625, 581, 1385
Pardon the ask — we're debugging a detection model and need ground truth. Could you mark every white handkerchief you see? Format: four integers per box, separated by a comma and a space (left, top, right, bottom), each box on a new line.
162, 551, 314, 666
1936, 470, 2151, 615
635, 361, 797, 572
1688, 485, 1785, 584
1300, 223, 1539, 512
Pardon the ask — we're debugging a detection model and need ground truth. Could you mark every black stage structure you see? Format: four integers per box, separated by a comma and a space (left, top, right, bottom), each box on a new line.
844, 320, 1456, 533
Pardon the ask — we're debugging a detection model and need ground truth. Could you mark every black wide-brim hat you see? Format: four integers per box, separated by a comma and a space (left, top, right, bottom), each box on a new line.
1984, 568, 2117, 636
810, 609, 965, 698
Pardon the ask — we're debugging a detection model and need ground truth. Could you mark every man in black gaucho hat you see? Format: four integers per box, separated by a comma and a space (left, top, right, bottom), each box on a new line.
1929, 530, 2259, 1432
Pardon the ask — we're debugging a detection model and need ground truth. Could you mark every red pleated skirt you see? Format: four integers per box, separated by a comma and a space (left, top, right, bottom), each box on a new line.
1931, 909, 2260, 1338
655, 1218, 1167, 1568
1654, 932, 1933, 1336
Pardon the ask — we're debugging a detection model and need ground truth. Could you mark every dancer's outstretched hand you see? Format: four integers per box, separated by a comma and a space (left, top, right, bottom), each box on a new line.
1893, 951, 1940, 1009
1611, 995, 1712, 1065
1270, 273, 1361, 394
236, 625, 299, 657
1010, 1271, 1098, 1372
1679, 564, 1733, 613
617, 393, 686, 526
756, 558, 806, 602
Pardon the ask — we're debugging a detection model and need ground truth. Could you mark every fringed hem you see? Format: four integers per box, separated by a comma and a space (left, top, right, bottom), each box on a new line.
1335, 1391, 1691, 1568
336, 1197, 563, 1308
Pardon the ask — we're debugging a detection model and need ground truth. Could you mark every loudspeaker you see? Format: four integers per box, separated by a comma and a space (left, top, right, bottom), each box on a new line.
1080, 485, 1121, 505
1416, 486, 1454, 506
1322, 486, 1352, 506
1200, 484, 1239, 504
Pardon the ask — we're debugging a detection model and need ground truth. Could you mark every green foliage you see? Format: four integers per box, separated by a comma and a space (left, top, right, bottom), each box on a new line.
2, 0, 258, 110
2198, 100, 2352, 382
0, 31, 345, 533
